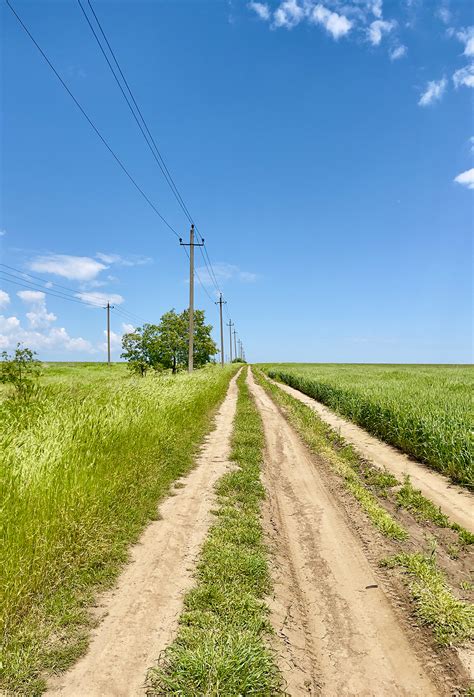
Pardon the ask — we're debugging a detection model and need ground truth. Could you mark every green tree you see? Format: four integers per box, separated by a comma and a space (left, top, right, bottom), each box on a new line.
120, 332, 150, 376
121, 309, 218, 375
0, 344, 42, 399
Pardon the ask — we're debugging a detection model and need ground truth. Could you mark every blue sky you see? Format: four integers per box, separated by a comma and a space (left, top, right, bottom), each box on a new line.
1, 0, 473, 363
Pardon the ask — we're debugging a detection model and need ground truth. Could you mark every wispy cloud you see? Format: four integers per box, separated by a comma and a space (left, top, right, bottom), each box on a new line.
310, 5, 353, 39
418, 77, 447, 106
75, 291, 125, 307
436, 5, 451, 25
389, 44, 407, 60
273, 0, 304, 28
248, 1, 271, 20
17, 290, 57, 329
454, 167, 474, 190
453, 26, 474, 57
195, 262, 258, 287
95, 252, 153, 267
452, 64, 474, 88
29, 254, 107, 281
0, 290, 10, 308
368, 19, 396, 46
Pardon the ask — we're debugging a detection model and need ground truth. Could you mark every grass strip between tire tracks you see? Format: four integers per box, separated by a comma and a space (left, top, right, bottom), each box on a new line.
380, 552, 474, 646
147, 368, 283, 696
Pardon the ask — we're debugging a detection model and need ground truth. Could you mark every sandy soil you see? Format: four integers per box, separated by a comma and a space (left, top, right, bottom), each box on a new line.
271, 378, 473, 533
47, 371, 240, 697
248, 369, 442, 696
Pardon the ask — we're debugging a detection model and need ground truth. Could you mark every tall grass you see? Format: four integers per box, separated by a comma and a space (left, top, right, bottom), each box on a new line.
0, 364, 236, 694
259, 364, 473, 487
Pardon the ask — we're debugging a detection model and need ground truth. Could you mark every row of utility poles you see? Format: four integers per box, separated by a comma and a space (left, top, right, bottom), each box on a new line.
104, 224, 245, 369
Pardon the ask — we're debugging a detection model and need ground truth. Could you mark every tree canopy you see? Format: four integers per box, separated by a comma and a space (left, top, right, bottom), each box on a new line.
121, 308, 218, 375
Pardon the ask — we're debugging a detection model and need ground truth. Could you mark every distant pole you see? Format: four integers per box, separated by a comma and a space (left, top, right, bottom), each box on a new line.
233, 328, 237, 360
215, 293, 226, 367
227, 319, 234, 362
180, 224, 204, 373
105, 302, 114, 366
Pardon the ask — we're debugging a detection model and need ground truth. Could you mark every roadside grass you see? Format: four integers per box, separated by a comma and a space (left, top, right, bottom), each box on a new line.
395, 477, 474, 546
380, 552, 474, 646
253, 369, 408, 541
147, 368, 283, 696
0, 365, 237, 695
259, 363, 473, 488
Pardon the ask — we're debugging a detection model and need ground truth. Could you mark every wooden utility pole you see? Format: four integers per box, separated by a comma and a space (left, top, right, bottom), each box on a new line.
180, 224, 204, 373
215, 293, 226, 367
226, 319, 234, 362
233, 328, 237, 361
105, 302, 114, 366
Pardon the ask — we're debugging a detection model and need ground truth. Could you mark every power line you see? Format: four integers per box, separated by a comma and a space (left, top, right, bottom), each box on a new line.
8, 0, 235, 339
0, 272, 101, 308
78, 0, 224, 298
6, 0, 181, 240
83, 0, 195, 227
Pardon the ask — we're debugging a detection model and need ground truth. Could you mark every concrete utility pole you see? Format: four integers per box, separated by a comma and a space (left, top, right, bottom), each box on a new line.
233, 328, 237, 361
226, 319, 234, 362
105, 302, 114, 366
180, 224, 204, 373
215, 293, 226, 367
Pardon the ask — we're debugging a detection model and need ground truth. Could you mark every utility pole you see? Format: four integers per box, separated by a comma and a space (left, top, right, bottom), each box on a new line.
226, 319, 234, 362
215, 293, 226, 367
233, 328, 237, 361
180, 224, 204, 373
238, 339, 242, 361
105, 302, 114, 366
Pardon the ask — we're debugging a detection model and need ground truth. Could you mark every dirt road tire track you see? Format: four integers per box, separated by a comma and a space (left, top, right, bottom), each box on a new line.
248, 369, 441, 696
270, 378, 473, 533
47, 370, 240, 697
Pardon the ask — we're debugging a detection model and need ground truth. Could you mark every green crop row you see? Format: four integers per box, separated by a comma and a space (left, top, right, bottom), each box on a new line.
258, 364, 473, 488
0, 364, 236, 694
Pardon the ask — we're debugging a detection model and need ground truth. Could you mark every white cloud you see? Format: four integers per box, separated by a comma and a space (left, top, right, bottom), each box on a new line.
310, 4, 353, 39
17, 290, 46, 303
454, 168, 474, 190
0, 230, 6, 237
0, 314, 94, 353
0, 290, 10, 308
273, 0, 305, 28
122, 322, 135, 334
371, 0, 383, 19
30, 254, 106, 281
17, 290, 57, 329
75, 291, 124, 307
418, 77, 447, 106
436, 6, 451, 25
390, 44, 407, 60
453, 64, 474, 88
195, 262, 258, 286
95, 252, 152, 267
248, 1, 270, 20
455, 26, 474, 57
368, 19, 396, 45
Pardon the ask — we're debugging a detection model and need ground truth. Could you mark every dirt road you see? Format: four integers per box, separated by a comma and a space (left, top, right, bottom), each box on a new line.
47, 371, 240, 697
248, 369, 440, 696
271, 378, 473, 533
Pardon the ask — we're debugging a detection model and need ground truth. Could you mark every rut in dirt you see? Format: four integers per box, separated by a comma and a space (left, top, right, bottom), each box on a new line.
271, 378, 473, 533
47, 371, 240, 697
248, 369, 441, 697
